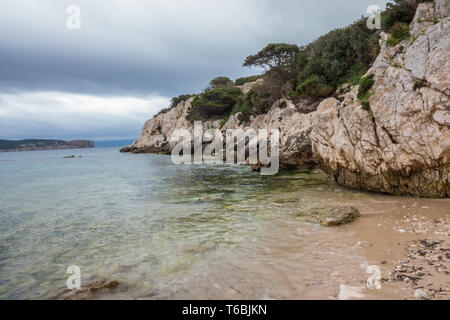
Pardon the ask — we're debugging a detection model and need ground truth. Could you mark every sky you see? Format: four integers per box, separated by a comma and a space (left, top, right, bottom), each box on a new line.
0, 0, 389, 141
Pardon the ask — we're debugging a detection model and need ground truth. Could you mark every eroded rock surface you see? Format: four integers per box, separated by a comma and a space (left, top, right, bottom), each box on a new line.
311, 3, 449, 198
127, 85, 317, 170
54, 278, 121, 300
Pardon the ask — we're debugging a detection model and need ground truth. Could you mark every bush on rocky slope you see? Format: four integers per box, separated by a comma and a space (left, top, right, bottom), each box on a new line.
156, 94, 194, 116
386, 23, 411, 46
163, 0, 430, 122
187, 85, 243, 122
234, 75, 261, 86
357, 73, 376, 111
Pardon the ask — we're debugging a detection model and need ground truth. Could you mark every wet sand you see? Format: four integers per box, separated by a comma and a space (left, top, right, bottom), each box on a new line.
153, 194, 449, 300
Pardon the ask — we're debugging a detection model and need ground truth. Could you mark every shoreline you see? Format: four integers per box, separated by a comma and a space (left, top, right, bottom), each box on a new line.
54, 181, 449, 300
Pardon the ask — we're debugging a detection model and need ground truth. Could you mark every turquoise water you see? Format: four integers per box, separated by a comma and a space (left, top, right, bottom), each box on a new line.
0, 147, 371, 299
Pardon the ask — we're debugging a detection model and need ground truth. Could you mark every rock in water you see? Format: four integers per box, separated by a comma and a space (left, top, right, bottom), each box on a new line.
54, 278, 120, 300
119, 145, 133, 153
320, 206, 361, 227
297, 206, 360, 226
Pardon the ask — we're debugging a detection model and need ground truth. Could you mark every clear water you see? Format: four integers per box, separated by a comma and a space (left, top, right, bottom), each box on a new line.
0, 147, 447, 300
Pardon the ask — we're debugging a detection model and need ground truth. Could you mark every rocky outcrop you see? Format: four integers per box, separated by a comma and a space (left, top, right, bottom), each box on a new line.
126, 87, 316, 169
311, 2, 449, 198
54, 278, 120, 300
296, 206, 361, 227
127, 1, 449, 198
223, 100, 316, 169
126, 98, 194, 154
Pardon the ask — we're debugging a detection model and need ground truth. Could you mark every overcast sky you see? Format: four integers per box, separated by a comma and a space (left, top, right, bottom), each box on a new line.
0, 0, 389, 141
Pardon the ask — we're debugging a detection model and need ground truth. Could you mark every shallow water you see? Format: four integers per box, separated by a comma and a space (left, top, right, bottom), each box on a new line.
0, 147, 448, 299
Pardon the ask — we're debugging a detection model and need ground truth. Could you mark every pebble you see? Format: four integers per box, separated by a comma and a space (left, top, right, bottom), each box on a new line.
413, 289, 428, 299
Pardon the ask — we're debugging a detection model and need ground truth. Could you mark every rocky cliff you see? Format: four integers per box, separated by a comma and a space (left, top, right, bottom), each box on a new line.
124, 1, 449, 198
311, 1, 449, 197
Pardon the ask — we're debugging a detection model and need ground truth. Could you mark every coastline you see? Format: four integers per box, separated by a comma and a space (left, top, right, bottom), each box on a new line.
0, 139, 95, 152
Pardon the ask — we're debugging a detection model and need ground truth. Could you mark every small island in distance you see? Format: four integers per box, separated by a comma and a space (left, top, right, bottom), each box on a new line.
0, 139, 95, 152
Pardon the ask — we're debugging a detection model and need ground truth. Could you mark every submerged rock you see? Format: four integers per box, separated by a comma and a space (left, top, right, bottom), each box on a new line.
181, 245, 215, 255
297, 206, 360, 227
320, 207, 361, 227
119, 145, 133, 153
54, 278, 120, 300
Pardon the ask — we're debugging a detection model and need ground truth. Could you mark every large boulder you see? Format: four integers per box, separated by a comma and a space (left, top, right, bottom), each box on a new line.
296, 206, 361, 227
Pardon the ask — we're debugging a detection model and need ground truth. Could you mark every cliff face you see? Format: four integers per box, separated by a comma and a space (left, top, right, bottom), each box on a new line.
311, 2, 449, 197
126, 1, 449, 198
128, 98, 195, 154
126, 94, 316, 169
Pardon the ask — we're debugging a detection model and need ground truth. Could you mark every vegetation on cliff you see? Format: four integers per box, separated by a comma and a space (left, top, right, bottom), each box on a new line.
187, 83, 243, 122
161, 0, 429, 123
234, 75, 261, 86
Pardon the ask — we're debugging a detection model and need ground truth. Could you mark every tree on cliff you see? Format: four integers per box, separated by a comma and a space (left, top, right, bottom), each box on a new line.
243, 43, 299, 70
208, 76, 234, 89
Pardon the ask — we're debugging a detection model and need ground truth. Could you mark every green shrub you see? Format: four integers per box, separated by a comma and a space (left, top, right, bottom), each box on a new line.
235, 75, 261, 86
156, 94, 193, 116
231, 86, 277, 123
166, 1, 428, 119
381, 0, 429, 31
293, 19, 380, 98
220, 116, 230, 128
209, 76, 234, 89
346, 64, 369, 86
386, 23, 410, 46
187, 86, 243, 122
358, 74, 375, 99
287, 90, 299, 100
231, 90, 255, 124
361, 100, 372, 111
171, 94, 193, 108
296, 76, 334, 98
243, 43, 299, 69
358, 74, 376, 111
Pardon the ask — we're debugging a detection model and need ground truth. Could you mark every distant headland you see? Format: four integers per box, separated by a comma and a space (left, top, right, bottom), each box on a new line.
0, 139, 95, 152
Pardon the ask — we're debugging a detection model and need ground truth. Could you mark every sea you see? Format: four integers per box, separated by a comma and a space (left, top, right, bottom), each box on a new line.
0, 147, 448, 299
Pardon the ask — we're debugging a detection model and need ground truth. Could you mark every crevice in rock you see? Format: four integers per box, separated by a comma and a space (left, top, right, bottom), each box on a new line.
371, 115, 380, 146
379, 123, 399, 145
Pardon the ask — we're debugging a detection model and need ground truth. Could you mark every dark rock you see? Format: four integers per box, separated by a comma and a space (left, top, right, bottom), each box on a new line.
54, 278, 121, 300
120, 145, 133, 153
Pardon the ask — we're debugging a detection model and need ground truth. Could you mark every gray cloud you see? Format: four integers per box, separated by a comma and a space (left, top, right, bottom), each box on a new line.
0, 0, 389, 140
